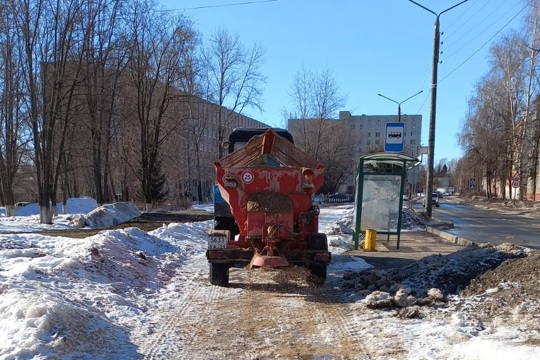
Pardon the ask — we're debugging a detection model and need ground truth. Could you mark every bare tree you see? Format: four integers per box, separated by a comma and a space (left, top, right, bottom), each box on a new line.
317, 121, 358, 194
285, 67, 355, 193
460, 72, 513, 198
76, 0, 129, 207
178, 68, 215, 205
458, 23, 540, 201
202, 27, 266, 158
0, 8, 30, 216
10, 0, 86, 223
520, 0, 540, 200
285, 67, 347, 159
124, 0, 197, 210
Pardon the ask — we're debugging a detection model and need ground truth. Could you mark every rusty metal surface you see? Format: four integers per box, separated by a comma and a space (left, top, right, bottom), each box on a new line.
215, 129, 324, 170
214, 130, 325, 243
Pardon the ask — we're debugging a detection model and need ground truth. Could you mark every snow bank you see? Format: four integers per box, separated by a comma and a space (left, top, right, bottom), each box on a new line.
83, 202, 141, 228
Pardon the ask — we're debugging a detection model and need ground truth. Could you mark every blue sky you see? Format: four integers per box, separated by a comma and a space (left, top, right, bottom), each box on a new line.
159, 0, 527, 163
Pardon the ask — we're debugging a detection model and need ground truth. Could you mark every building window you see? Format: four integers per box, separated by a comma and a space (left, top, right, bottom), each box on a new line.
410, 139, 416, 145
375, 132, 380, 137
375, 140, 380, 145
368, 132, 371, 137
367, 140, 371, 145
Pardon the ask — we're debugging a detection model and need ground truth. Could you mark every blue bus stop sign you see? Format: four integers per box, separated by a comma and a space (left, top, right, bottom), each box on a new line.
385, 122, 405, 153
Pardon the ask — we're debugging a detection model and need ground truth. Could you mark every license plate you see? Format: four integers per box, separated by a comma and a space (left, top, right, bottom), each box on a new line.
208, 235, 228, 249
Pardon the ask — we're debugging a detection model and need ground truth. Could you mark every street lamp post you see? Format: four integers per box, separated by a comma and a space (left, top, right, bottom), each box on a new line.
409, 0, 468, 217
378, 90, 423, 123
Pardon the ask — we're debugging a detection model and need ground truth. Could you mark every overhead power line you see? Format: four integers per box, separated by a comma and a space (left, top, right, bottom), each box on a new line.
438, 0, 531, 84
443, 0, 523, 62
166, 0, 279, 11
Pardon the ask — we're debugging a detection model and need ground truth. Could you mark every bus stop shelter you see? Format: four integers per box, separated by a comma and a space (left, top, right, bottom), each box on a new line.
352, 153, 420, 250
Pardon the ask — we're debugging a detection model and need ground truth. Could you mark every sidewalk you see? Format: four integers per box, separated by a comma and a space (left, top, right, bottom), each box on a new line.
342, 200, 476, 271
345, 230, 469, 271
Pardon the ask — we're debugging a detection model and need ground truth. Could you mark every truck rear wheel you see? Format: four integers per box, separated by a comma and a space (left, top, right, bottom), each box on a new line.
209, 262, 229, 286
307, 233, 328, 251
307, 265, 327, 285
306, 233, 328, 285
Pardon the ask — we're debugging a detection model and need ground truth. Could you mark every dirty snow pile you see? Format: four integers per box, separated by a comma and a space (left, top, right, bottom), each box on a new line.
0, 198, 141, 232
0, 198, 211, 359
341, 243, 530, 313
459, 195, 540, 215
75, 202, 141, 228
0, 199, 539, 359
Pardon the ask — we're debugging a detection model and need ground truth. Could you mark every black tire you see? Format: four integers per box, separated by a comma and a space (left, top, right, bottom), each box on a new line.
307, 265, 327, 285
307, 233, 328, 251
306, 233, 328, 285
209, 263, 229, 286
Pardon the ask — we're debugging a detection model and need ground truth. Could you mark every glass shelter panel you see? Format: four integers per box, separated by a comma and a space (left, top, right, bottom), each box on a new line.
360, 174, 401, 232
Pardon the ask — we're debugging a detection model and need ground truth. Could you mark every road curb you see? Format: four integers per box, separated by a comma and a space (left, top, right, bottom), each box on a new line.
426, 225, 475, 247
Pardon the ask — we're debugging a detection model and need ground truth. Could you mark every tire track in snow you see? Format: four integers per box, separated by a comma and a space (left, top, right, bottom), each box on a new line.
138, 262, 401, 359
138, 264, 225, 359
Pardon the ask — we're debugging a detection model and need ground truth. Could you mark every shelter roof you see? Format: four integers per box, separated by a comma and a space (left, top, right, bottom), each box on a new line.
360, 153, 420, 170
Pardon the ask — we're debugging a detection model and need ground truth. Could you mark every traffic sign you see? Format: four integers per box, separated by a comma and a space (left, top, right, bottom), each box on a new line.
512, 180, 520, 188
385, 123, 404, 153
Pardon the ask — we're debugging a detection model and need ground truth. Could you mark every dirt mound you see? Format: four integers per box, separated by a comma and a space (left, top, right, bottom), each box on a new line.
459, 250, 540, 319
341, 243, 535, 315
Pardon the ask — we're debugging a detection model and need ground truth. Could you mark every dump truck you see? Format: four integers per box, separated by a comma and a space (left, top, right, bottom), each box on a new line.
207, 128, 331, 286
212, 128, 294, 239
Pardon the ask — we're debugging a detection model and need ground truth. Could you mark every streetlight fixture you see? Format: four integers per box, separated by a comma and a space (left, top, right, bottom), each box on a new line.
378, 90, 423, 123
409, 0, 468, 218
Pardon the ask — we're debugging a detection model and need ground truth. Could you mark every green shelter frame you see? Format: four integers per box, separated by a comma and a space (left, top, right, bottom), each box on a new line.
352, 153, 420, 250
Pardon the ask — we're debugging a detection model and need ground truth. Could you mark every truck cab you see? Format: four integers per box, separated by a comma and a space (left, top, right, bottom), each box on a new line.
225, 127, 294, 153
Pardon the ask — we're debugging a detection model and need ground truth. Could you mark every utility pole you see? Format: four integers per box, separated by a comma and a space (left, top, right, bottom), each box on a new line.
378, 90, 423, 123
409, 0, 468, 217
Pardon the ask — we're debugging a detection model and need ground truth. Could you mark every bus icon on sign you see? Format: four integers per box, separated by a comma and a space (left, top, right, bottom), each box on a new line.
385, 123, 405, 152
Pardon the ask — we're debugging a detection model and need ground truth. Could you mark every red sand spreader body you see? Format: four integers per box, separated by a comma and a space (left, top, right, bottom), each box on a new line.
206, 129, 331, 286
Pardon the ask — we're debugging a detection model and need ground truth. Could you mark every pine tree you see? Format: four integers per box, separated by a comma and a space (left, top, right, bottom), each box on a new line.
137, 157, 168, 204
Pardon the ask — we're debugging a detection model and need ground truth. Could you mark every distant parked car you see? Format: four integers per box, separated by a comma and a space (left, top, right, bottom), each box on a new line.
424, 193, 440, 207
14, 202, 31, 208
328, 193, 352, 203
431, 193, 440, 207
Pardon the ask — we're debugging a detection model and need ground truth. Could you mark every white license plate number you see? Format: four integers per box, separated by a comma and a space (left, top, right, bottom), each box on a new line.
208, 235, 228, 249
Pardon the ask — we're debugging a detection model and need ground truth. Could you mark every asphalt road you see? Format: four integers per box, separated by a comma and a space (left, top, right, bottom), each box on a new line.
430, 198, 540, 249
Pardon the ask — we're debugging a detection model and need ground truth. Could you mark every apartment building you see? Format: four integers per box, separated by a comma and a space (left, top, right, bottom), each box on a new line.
338, 111, 422, 159
288, 111, 422, 195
